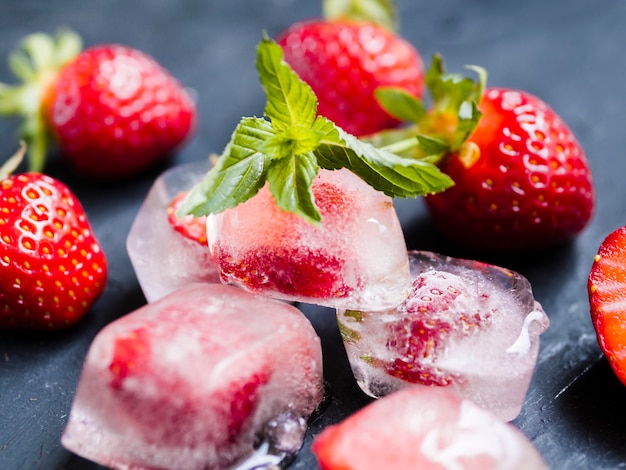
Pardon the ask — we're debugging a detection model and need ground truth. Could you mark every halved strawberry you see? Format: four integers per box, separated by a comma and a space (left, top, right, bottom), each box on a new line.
215, 244, 353, 299
382, 270, 491, 386
588, 226, 626, 386
167, 191, 208, 245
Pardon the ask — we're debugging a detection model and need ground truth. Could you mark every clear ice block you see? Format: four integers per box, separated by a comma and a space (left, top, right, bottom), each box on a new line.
337, 251, 549, 422
126, 160, 221, 302
208, 168, 411, 311
61, 283, 324, 470
311, 386, 548, 470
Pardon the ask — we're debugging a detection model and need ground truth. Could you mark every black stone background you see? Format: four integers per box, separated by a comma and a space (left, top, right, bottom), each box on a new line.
1, 0, 625, 468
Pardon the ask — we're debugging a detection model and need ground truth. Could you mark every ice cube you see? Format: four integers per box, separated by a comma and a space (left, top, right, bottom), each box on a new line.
337, 250, 549, 421
311, 386, 548, 470
208, 168, 411, 311
61, 283, 324, 470
126, 160, 221, 302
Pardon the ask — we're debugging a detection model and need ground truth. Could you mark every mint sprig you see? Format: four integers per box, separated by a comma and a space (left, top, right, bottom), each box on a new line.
178, 37, 453, 224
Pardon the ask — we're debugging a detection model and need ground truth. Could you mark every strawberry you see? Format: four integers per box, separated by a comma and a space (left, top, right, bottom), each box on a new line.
0, 144, 107, 329
276, 0, 424, 137
167, 191, 208, 245
0, 30, 196, 179
588, 226, 626, 386
425, 87, 595, 253
107, 322, 270, 445
382, 270, 491, 386
215, 244, 353, 299
373, 56, 595, 253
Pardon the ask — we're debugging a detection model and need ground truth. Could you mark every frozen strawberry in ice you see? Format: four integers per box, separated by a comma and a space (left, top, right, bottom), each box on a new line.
177, 39, 453, 310
61, 283, 324, 470
208, 167, 411, 310
337, 251, 549, 421
126, 160, 221, 302
312, 386, 548, 470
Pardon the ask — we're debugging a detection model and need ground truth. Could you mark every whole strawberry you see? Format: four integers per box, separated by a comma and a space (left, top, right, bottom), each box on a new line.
588, 226, 626, 386
0, 145, 107, 329
0, 30, 196, 179
374, 56, 595, 253
277, 0, 424, 137
425, 87, 595, 253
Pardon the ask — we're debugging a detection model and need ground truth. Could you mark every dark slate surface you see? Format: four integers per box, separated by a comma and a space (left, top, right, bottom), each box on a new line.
1, 0, 626, 469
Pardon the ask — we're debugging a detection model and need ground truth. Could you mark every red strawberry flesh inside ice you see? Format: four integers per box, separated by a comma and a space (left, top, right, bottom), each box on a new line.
209, 168, 411, 310
384, 270, 492, 386
61, 283, 323, 470
167, 191, 208, 245
215, 245, 352, 299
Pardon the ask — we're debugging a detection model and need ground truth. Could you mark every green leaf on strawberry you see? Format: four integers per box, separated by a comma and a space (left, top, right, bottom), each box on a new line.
0, 29, 81, 172
323, 0, 398, 32
372, 53, 485, 160
179, 36, 453, 224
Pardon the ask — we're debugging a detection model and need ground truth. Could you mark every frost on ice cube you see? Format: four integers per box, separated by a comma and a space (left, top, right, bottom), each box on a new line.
61, 283, 324, 470
311, 386, 548, 470
337, 250, 549, 422
126, 161, 220, 302
208, 168, 411, 311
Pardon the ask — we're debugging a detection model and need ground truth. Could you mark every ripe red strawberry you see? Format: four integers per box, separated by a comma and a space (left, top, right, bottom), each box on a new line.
588, 226, 626, 386
215, 244, 353, 299
382, 270, 491, 386
277, 4, 423, 137
107, 323, 270, 446
0, 146, 107, 329
0, 30, 196, 179
425, 87, 595, 253
167, 191, 208, 245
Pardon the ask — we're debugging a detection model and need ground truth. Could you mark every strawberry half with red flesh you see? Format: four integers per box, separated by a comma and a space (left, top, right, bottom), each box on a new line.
0, 146, 107, 329
61, 282, 324, 470
588, 226, 626, 386
167, 191, 208, 245
384, 270, 491, 387
277, 0, 424, 136
0, 30, 196, 179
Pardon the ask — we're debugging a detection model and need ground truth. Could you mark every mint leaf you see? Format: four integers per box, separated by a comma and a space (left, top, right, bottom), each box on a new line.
177, 117, 273, 217
179, 37, 455, 222
257, 34, 317, 130
415, 134, 450, 158
267, 151, 320, 223
314, 116, 454, 197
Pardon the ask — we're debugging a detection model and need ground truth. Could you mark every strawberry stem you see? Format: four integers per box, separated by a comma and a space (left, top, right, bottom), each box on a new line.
323, 0, 397, 31
0, 29, 82, 173
0, 141, 26, 179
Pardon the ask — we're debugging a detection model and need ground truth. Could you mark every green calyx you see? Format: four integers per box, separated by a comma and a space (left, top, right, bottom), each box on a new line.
177, 36, 453, 224
0, 29, 82, 172
370, 53, 486, 164
323, 0, 397, 31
